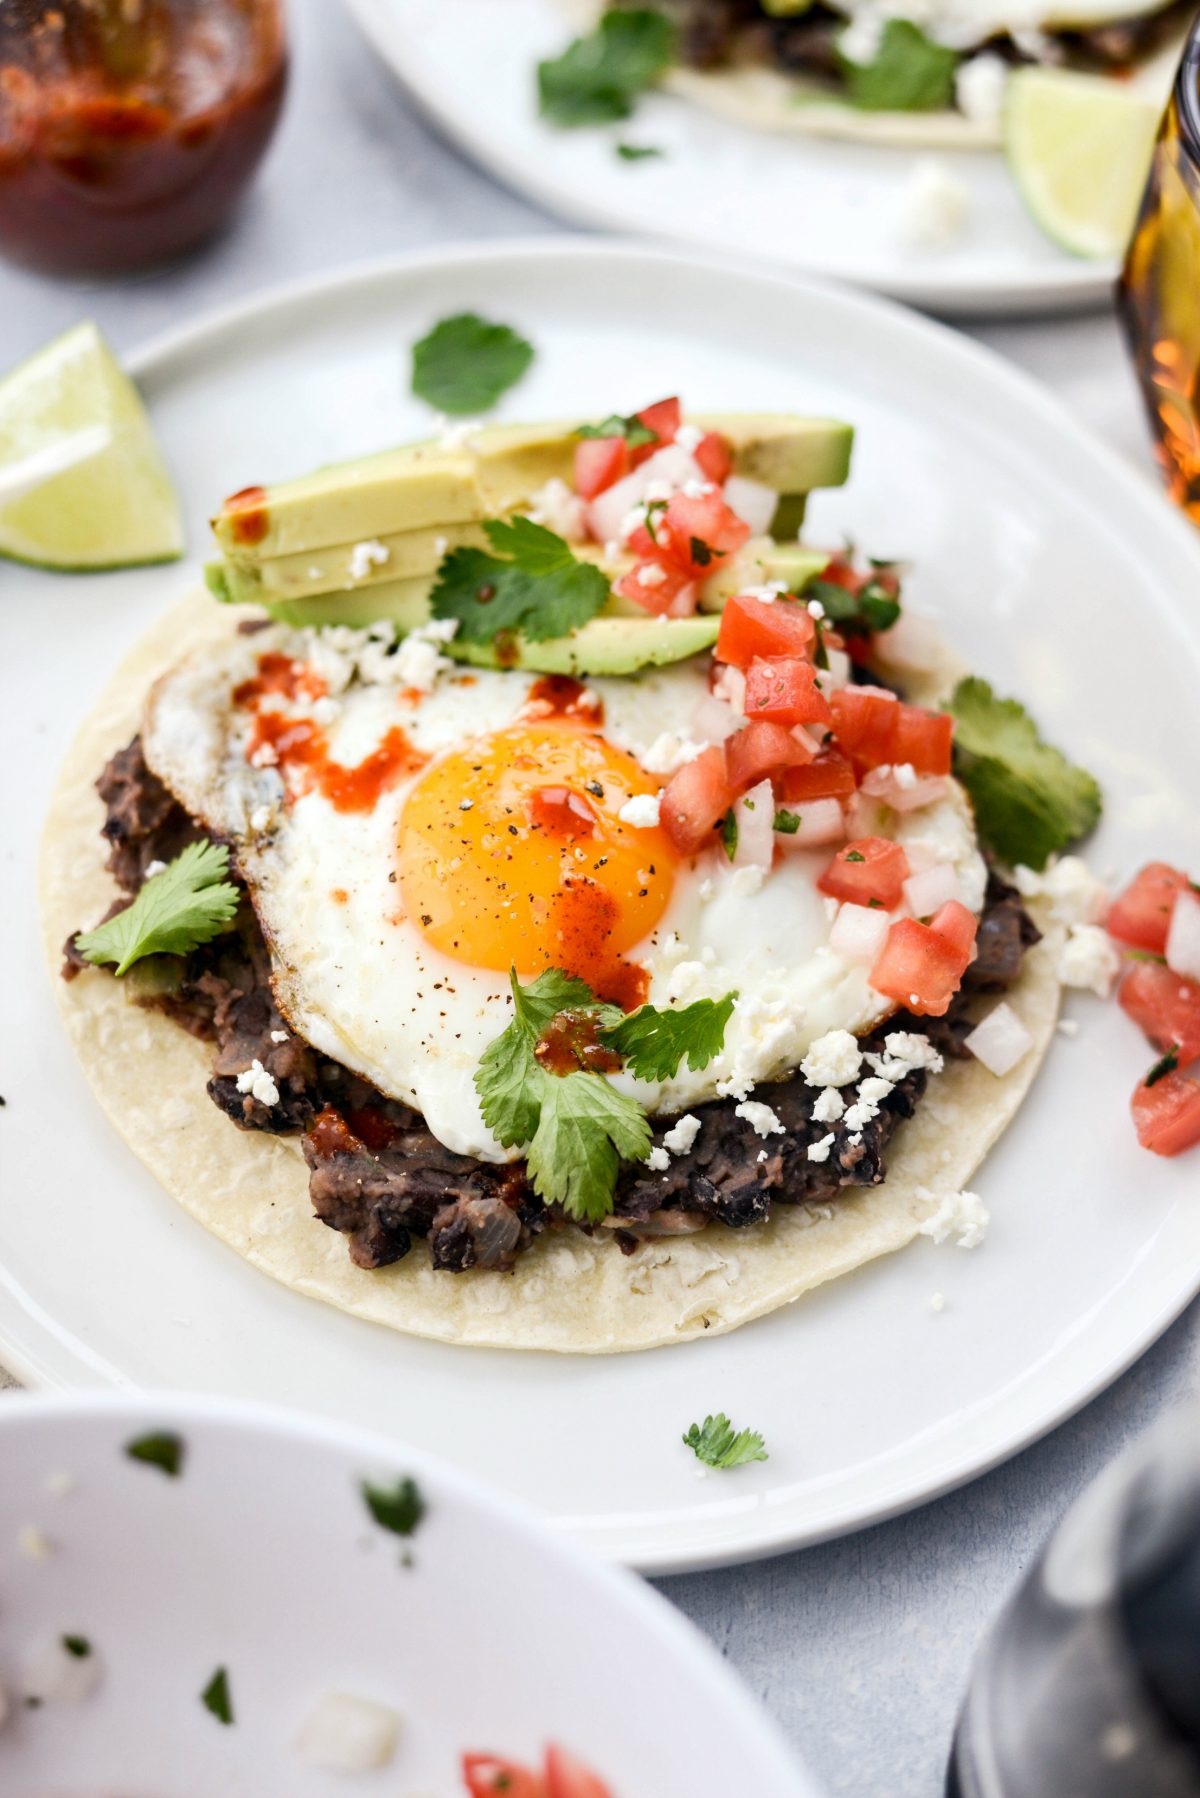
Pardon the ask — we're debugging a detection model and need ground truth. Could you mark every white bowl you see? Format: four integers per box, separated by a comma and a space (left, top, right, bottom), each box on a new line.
0, 1394, 822, 1796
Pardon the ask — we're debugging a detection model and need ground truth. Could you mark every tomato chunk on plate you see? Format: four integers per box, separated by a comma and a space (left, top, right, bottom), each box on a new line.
632, 396, 681, 462
1131, 1066, 1200, 1156
573, 436, 630, 501
725, 719, 815, 794
662, 488, 750, 576
715, 593, 816, 667
777, 748, 857, 805
462, 1753, 546, 1797
1118, 960, 1200, 1060
1108, 862, 1190, 954
659, 745, 734, 855
818, 836, 910, 909
829, 686, 898, 766
545, 1744, 614, 1798
869, 918, 963, 1017
890, 703, 954, 776
744, 656, 831, 727
928, 898, 978, 964
614, 559, 696, 616
695, 429, 733, 485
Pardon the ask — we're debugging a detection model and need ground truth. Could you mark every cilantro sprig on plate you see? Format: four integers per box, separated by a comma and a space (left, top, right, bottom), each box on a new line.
475, 968, 735, 1223
410, 312, 534, 416
538, 8, 676, 128
429, 517, 611, 646
75, 841, 239, 976
683, 1413, 768, 1470
949, 676, 1102, 871
576, 410, 658, 448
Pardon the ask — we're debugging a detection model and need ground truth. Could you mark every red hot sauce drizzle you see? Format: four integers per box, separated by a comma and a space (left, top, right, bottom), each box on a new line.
223, 485, 270, 545
548, 877, 649, 1013
523, 675, 605, 726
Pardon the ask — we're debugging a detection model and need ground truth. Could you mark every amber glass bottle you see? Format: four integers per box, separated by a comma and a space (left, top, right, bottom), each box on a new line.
1119, 19, 1200, 523
0, 0, 288, 276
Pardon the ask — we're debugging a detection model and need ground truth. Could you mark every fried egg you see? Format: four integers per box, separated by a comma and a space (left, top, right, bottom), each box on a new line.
143, 622, 984, 1161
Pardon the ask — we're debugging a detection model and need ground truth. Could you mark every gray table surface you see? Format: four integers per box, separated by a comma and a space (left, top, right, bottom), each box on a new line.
2, 3, 1197, 1793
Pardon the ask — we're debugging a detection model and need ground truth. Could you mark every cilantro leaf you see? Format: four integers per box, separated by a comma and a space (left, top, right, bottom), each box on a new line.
603, 994, 736, 1083
949, 677, 1102, 872
682, 1413, 768, 1470
576, 411, 657, 447
528, 1070, 652, 1223
411, 313, 534, 416
430, 519, 610, 646
774, 809, 801, 835
807, 571, 901, 636
201, 1667, 233, 1726
840, 18, 959, 112
75, 842, 239, 977
362, 1476, 426, 1538
62, 1636, 91, 1659
124, 1431, 185, 1478
721, 808, 738, 861
538, 8, 675, 127
1146, 1044, 1181, 1087
616, 141, 663, 161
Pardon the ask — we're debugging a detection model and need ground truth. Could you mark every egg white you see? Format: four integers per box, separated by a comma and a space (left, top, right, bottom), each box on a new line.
143, 625, 984, 1161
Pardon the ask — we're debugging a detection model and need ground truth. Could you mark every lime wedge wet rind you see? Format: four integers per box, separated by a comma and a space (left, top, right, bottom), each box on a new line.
0, 321, 183, 571
1004, 67, 1162, 261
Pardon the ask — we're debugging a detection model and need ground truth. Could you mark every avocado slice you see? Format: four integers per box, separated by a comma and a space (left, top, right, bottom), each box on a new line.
211, 413, 853, 563
263, 576, 438, 633
208, 518, 495, 607
446, 615, 720, 677
699, 538, 830, 610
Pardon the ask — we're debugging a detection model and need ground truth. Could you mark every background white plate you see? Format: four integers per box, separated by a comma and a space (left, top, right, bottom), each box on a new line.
0, 1392, 821, 1795
341, 0, 1126, 315
4, 241, 1199, 1573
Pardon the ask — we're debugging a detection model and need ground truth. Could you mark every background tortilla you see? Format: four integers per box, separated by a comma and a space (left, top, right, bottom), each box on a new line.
560, 0, 1183, 152
41, 591, 1063, 1354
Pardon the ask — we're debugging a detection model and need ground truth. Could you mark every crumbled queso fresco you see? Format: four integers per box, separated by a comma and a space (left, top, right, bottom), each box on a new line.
917, 1186, 990, 1249
235, 1059, 279, 1107
734, 1099, 785, 1138
800, 1030, 863, 1089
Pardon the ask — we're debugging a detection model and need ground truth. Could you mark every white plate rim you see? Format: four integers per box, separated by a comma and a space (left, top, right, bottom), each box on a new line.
4, 235, 1199, 1573
338, 0, 1120, 316
0, 1388, 821, 1793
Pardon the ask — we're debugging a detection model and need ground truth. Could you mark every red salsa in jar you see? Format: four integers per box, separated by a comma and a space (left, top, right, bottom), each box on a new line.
0, 0, 287, 276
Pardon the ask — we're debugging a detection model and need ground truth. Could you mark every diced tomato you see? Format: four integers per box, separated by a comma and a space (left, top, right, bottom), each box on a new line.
462, 1753, 546, 1798
777, 749, 857, 805
870, 918, 963, 1018
544, 1745, 614, 1798
614, 559, 696, 616
829, 686, 899, 766
744, 656, 831, 727
662, 488, 750, 576
1108, 863, 1190, 954
694, 429, 733, 485
715, 593, 816, 668
1118, 960, 1200, 1060
818, 836, 910, 909
660, 746, 734, 855
725, 719, 815, 794
631, 396, 681, 464
890, 704, 954, 777
1131, 1066, 1200, 1156
928, 899, 978, 965
573, 437, 630, 501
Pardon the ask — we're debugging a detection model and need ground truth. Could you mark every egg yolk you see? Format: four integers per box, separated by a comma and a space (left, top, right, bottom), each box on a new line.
398, 723, 678, 1003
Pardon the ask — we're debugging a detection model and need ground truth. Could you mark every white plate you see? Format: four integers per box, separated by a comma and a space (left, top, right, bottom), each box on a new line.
342, 0, 1124, 315
4, 240, 1199, 1574
0, 1391, 821, 1795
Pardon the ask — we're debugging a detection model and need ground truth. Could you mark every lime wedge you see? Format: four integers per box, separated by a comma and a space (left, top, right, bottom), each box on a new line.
0, 321, 183, 570
1004, 67, 1161, 260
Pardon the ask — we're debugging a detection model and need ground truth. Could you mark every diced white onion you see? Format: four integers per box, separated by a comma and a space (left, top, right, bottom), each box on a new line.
814, 645, 852, 695
964, 1002, 1033, 1077
734, 779, 775, 871
872, 607, 943, 673
585, 468, 646, 546
830, 901, 891, 964
295, 1693, 402, 1772
640, 442, 705, 489
781, 798, 846, 847
903, 862, 960, 918
861, 767, 947, 812
1166, 888, 1200, 981
722, 474, 778, 536
691, 692, 741, 744
711, 663, 746, 711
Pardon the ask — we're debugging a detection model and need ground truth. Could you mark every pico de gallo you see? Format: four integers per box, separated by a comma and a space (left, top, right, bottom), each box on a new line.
463, 1741, 614, 1797
1109, 862, 1200, 1158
